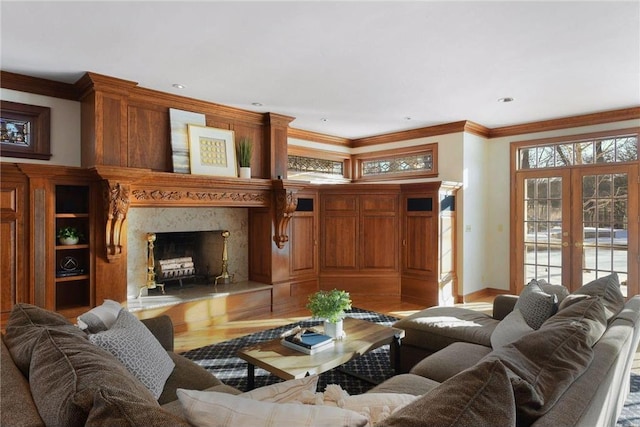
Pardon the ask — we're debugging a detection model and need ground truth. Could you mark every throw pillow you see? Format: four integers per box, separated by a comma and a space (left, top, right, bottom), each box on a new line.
4, 303, 83, 376
89, 309, 175, 399
491, 308, 534, 348
240, 375, 319, 403
377, 359, 516, 427
537, 280, 570, 303
29, 327, 159, 427
77, 299, 123, 333
571, 273, 624, 321
176, 389, 369, 427
485, 320, 593, 425
515, 281, 558, 329
542, 296, 607, 347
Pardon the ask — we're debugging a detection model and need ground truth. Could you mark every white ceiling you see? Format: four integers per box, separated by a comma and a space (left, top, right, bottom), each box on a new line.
1, 1, 639, 139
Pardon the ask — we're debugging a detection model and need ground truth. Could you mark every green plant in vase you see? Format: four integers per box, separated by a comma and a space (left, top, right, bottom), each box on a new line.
236, 137, 253, 178
306, 289, 352, 338
57, 226, 83, 245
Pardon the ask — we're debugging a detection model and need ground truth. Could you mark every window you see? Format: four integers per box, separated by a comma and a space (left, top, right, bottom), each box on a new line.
353, 143, 438, 181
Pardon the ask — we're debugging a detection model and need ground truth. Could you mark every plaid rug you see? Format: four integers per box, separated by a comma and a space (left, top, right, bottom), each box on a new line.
180, 307, 640, 425
180, 307, 399, 394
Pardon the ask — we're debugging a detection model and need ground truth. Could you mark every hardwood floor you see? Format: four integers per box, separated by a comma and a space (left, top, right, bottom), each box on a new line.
173, 295, 493, 353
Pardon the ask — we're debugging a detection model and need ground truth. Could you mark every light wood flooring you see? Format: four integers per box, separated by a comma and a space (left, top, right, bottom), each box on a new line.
174, 295, 493, 353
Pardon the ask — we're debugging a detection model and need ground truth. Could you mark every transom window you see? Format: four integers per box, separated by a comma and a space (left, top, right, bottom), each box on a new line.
353, 143, 438, 181
288, 155, 344, 176
518, 135, 637, 170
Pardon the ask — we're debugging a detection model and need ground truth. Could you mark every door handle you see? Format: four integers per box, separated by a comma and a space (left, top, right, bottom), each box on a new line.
575, 242, 583, 248
562, 242, 569, 247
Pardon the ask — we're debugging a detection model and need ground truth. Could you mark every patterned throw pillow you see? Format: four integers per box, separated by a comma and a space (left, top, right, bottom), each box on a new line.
77, 299, 123, 333
89, 310, 175, 399
515, 281, 558, 330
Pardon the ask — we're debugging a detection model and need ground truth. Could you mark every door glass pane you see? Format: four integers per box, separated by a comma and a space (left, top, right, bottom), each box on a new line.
581, 173, 629, 296
523, 177, 563, 283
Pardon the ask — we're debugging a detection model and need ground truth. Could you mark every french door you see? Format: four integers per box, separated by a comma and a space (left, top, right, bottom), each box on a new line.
514, 163, 638, 297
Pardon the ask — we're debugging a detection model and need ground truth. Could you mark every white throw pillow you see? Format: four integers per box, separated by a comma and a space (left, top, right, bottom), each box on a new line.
89, 310, 175, 399
77, 299, 122, 333
491, 308, 534, 348
177, 389, 369, 427
240, 375, 319, 403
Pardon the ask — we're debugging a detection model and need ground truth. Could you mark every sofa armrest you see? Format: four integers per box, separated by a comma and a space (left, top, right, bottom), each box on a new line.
492, 294, 519, 321
141, 315, 174, 352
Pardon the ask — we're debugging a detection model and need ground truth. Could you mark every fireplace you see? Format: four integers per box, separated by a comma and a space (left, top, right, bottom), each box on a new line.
126, 207, 249, 300
149, 230, 224, 291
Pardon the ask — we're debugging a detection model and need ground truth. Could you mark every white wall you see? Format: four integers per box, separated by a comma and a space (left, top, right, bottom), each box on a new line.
0, 89, 81, 166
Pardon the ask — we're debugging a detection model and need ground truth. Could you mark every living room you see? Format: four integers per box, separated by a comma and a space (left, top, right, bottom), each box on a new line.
1, 2, 640, 425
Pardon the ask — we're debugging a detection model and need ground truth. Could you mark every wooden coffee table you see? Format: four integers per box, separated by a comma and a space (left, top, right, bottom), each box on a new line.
237, 317, 404, 390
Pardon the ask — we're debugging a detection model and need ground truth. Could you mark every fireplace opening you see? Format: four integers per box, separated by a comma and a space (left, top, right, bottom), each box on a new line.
149, 230, 225, 293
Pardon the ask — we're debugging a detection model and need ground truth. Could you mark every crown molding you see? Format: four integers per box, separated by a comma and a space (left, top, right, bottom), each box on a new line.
1, 70, 79, 100
288, 128, 351, 147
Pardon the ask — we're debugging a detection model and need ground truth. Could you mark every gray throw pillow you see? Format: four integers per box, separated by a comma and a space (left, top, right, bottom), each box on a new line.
572, 273, 624, 321
491, 308, 534, 349
77, 299, 123, 333
89, 310, 175, 399
515, 281, 558, 330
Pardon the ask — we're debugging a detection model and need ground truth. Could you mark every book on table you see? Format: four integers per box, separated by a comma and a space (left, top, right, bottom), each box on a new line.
281, 330, 334, 354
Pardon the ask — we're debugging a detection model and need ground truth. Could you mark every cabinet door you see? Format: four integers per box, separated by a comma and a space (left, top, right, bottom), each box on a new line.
290, 196, 318, 277
0, 173, 28, 325
321, 195, 358, 270
360, 195, 398, 271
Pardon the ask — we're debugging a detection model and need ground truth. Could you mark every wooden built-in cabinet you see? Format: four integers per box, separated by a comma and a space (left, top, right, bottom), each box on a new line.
400, 182, 459, 306
319, 187, 400, 295
0, 164, 29, 326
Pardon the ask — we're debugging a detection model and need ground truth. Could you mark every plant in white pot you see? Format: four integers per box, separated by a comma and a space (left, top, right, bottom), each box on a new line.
57, 226, 83, 245
306, 289, 352, 339
236, 137, 253, 179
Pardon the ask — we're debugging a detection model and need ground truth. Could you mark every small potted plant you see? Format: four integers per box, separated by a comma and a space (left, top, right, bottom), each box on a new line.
57, 226, 83, 245
236, 137, 253, 179
306, 289, 352, 338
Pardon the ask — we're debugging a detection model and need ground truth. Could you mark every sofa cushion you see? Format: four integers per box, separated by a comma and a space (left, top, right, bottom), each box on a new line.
3, 303, 83, 376
515, 281, 558, 329
377, 359, 516, 427
29, 326, 160, 427
392, 306, 498, 352
571, 273, 624, 321
176, 389, 369, 427
410, 342, 492, 382
89, 309, 175, 399
542, 296, 607, 347
158, 351, 225, 405
367, 373, 440, 396
1, 337, 44, 427
491, 308, 534, 348
77, 299, 122, 333
85, 387, 190, 427
485, 320, 593, 425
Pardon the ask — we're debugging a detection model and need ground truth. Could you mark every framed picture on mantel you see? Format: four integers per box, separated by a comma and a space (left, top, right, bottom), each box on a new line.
187, 124, 237, 177
0, 100, 51, 160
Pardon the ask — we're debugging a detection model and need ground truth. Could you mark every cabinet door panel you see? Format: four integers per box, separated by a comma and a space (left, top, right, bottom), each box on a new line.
405, 215, 436, 274
323, 216, 358, 269
291, 215, 316, 275
361, 216, 398, 270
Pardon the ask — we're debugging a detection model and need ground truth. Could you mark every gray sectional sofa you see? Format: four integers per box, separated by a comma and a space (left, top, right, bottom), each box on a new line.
2, 273, 638, 426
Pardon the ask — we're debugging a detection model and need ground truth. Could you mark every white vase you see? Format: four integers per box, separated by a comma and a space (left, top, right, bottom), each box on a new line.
59, 236, 79, 245
324, 319, 344, 339
239, 167, 251, 179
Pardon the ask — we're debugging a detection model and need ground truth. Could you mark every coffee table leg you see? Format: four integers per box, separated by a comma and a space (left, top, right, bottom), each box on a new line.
392, 333, 402, 373
247, 363, 255, 390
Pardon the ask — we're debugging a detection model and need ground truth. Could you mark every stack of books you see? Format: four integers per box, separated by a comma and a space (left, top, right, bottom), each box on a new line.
281, 330, 335, 355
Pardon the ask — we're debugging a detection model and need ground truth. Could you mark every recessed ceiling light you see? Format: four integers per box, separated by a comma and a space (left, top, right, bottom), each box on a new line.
320, 118, 328, 122
404, 117, 412, 121
172, 83, 186, 89
252, 102, 263, 107
497, 97, 514, 103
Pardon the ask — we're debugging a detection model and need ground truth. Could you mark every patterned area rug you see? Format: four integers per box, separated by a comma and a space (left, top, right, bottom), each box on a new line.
180, 307, 399, 395
180, 308, 640, 425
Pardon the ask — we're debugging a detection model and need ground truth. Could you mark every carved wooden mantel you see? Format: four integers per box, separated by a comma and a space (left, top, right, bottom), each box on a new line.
92, 166, 309, 259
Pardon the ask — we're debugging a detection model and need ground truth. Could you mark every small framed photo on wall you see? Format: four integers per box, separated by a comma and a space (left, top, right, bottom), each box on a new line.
1, 100, 51, 160
187, 124, 237, 177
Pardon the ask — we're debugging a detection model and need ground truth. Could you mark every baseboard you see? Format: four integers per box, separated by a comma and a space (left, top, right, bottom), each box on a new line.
463, 287, 511, 302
